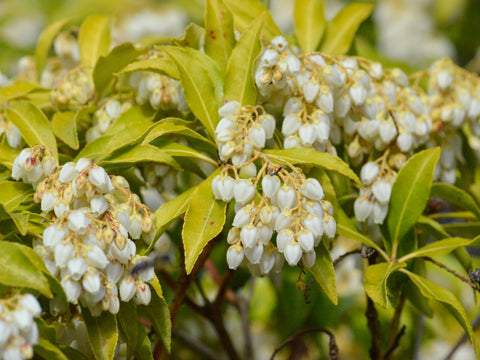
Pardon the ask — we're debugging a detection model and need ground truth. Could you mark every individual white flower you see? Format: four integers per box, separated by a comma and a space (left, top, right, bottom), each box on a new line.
89, 167, 113, 193
323, 216, 336, 238
41, 191, 58, 213
13, 308, 33, 332
298, 178, 324, 201
276, 229, 294, 253
106, 262, 124, 284
274, 210, 294, 231
244, 243, 264, 264
299, 124, 316, 146
234, 179, 255, 205
240, 224, 259, 248
397, 131, 413, 152
360, 162, 380, 186
129, 215, 143, 239
282, 113, 301, 136
86, 245, 109, 269
59, 162, 78, 183
316, 86, 334, 113
212, 175, 235, 202
370, 62, 383, 79
302, 250, 316, 268
249, 124, 266, 149
259, 114, 276, 139
303, 80, 320, 103
119, 277, 136, 302
226, 245, 244, 270
349, 82, 366, 106
75, 158, 92, 172
262, 175, 281, 199
259, 252, 275, 274
261, 49, 279, 66
136, 283, 151, 305
379, 121, 397, 144
68, 257, 88, 281
314, 120, 330, 144
232, 205, 254, 228
83, 269, 101, 295
276, 185, 297, 210
284, 135, 301, 149
257, 222, 273, 244
19, 294, 42, 317
372, 181, 392, 204
218, 101, 241, 118
284, 243, 302, 266
354, 197, 373, 222
302, 214, 323, 238
68, 211, 91, 234
54, 241, 75, 268
43, 225, 67, 250
335, 92, 352, 118
297, 229, 314, 252
62, 277, 82, 302
372, 202, 388, 224
239, 163, 257, 179
271, 36, 288, 52
90, 196, 108, 215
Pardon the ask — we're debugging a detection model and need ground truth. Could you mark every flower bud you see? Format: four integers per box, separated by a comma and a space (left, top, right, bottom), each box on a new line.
372, 181, 392, 204
360, 162, 380, 186
244, 242, 263, 264
234, 179, 255, 205
240, 224, 259, 248
284, 243, 302, 266
120, 277, 136, 302
136, 283, 151, 305
68, 257, 88, 281
354, 197, 373, 222
276, 185, 297, 210
227, 245, 244, 270
298, 178, 324, 201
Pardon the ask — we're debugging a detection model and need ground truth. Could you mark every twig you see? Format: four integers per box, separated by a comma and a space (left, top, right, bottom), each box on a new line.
424, 257, 480, 293
270, 327, 339, 360
384, 294, 406, 360
172, 329, 223, 360
443, 312, 480, 360
365, 253, 382, 360
333, 249, 362, 267
384, 326, 406, 360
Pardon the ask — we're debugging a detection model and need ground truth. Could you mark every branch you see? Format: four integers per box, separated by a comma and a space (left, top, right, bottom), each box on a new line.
384, 326, 406, 360
270, 327, 339, 360
424, 257, 480, 293
173, 329, 224, 360
365, 253, 382, 360
384, 293, 406, 360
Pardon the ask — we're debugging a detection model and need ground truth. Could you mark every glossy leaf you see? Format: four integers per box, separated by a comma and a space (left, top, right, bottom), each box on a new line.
0, 82, 41, 104
75, 135, 113, 161
404, 278, 433, 317
143, 121, 215, 147
101, 144, 179, 169
160, 46, 221, 138
364, 262, 406, 308
172, 23, 205, 49
320, 3, 374, 55
0, 142, 20, 170
81, 306, 118, 360
0, 241, 52, 297
0, 181, 33, 212
182, 169, 226, 274
107, 105, 155, 133
309, 243, 337, 305
156, 141, 216, 165
35, 338, 69, 360
416, 216, 448, 240
35, 18, 70, 79
224, 0, 282, 40
117, 301, 138, 360
5, 101, 58, 161
78, 15, 111, 69
205, 0, 235, 71
400, 237, 480, 262
388, 148, 441, 252
52, 111, 79, 149
294, 0, 326, 52
134, 320, 154, 360
404, 270, 479, 354
224, 14, 264, 105
119, 57, 179, 79
263, 147, 362, 186
93, 43, 147, 95
431, 182, 480, 218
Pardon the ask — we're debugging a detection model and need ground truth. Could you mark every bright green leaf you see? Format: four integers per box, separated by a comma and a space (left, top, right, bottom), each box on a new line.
156, 141, 216, 165
0, 181, 33, 212
431, 182, 480, 218
5, 101, 58, 161
183, 168, 226, 274
309, 243, 337, 305
93, 42, 147, 95
320, 3, 374, 55
107, 105, 155, 133
101, 144, 179, 169
75, 135, 113, 161
142, 121, 215, 147
78, 15, 112, 69
0, 241, 52, 297
52, 111, 79, 149
117, 301, 138, 360
388, 148, 441, 255
172, 23, 205, 49
0, 142, 20, 170
224, 14, 264, 105
0, 82, 41, 104
35, 338, 69, 360
81, 306, 118, 360
400, 237, 480, 262
134, 320, 154, 360
119, 57, 179, 79
35, 19, 70, 79
416, 216, 449, 240
263, 147, 362, 186
294, 0, 326, 52
364, 262, 406, 308
205, 0, 236, 72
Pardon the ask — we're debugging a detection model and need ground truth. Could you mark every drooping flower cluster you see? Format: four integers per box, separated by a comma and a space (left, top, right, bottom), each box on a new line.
86, 98, 133, 142
16, 153, 156, 316
50, 67, 94, 109
0, 294, 42, 360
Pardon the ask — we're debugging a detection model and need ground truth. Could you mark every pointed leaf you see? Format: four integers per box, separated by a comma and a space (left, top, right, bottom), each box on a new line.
5, 101, 58, 161
160, 46, 221, 138
404, 270, 479, 354
294, 0, 326, 53
0, 181, 33, 212
157, 141, 216, 165
81, 306, 118, 360
35, 338, 69, 360
320, 3, 374, 55
0, 142, 20, 170
0, 82, 41, 104
431, 182, 480, 218
183, 168, 226, 274
388, 148, 441, 252
224, 14, 264, 105
52, 111, 79, 149
134, 320, 154, 360
309, 243, 337, 305
101, 144, 179, 169
143, 121, 215, 147
75, 135, 113, 161
172, 23, 205, 49
93, 42, 147, 95
364, 262, 406, 308
118, 57, 179, 79
107, 105, 155, 133
35, 19, 70, 79
78, 15, 111, 69
416, 216, 448, 240
205, 0, 236, 71
117, 301, 138, 360
263, 147, 362, 186
0, 241, 52, 297
400, 237, 480, 262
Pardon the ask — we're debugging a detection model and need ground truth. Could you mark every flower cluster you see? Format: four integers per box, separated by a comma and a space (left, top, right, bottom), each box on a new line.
0, 294, 42, 360
11, 145, 57, 188
51, 67, 94, 108
20, 153, 156, 316
86, 98, 133, 142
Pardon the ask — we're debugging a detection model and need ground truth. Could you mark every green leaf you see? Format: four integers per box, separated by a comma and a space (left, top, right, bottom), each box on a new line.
75, 135, 113, 161
5, 101, 58, 161
134, 320, 154, 360
36, 317, 57, 343
0, 82, 41, 104
0, 143, 20, 170
118, 57, 179, 79
404, 277, 433, 317
52, 111, 79, 149
160, 46, 222, 138
205, 0, 236, 72
404, 270, 479, 354
388, 148, 441, 255
0, 241, 52, 297
107, 105, 155, 133
224, 0, 282, 40
364, 262, 406, 308
93, 43, 147, 95
320, 3, 374, 55
224, 14, 264, 105
172, 23, 205, 49
101, 144, 179, 169
58, 346, 90, 360
309, 243, 337, 305
416, 216, 448, 240
431, 182, 480, 218
294, 0, 326, 53
78, 15, 112, 69
143, 121, 215, 147
183, 168, 227, 274
81, 306, 118, 360
0, 181, 33, 212
35, 338, 69, 360
157, 141, 216, 165
263, 147, 362, 186
400, 237, 480, 262
117, 301, 138, 360
35, 19, 70, 79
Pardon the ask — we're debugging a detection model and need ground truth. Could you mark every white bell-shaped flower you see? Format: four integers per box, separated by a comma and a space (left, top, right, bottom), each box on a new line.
86, 245, 109, 269
68, 257, 88, 281
284, 243, 302, 266
282, 113, 301, 136
259, 252, 275, 274
302, 250, 316, 268
349, 82, 366, 106
240, 224, 259, 248
302, 214, 323, 238
54, 241, 75, 268
227, 245, 244, 270
232, 205, 254, 228
397, 131, 413, 152
68, 211, 91, 234
257, 222, 273, 244
19, 294, 42, 318
360, 162, 380, 186
372, 181, 392, 205
303, 80, 320, 103
136, 283, 151, 305
62, 278, 81, 302
298, 178, 324, 201
299, 124, 316, 147
43, 225, 67, 250
218, 101, 241, 118
119, 277, 136, 302
259, 114, 276, 139
276, 185, 297, 210
234, 179, 255, 205
372, 202, 389, 224
262, 174, 281, 199
274, 209, 294, 231
354, 197, 373, 222
276, 229, 294, 253
379, 121, 397, 144
323, 216, 336, 238
249, 124, 266, 149
59, 162, 78, 183
297, 229, 314, 252
244, 243, 263, 264
82, 269, 101, 295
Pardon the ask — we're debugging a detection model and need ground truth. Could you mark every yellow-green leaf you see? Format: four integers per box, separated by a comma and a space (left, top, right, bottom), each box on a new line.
320, 3, 374, 55
78, 14, 112, 69
0, 143, 19, 170
52, 111, 79, 150
309, 243, 337, 305
101, 144, 179, 169
117, 301, 137, 360
81, 306, 118, 360
119, 57, 179, 79
0, 82, 41, 104
35, 18, 71, 79
400, 237, 480, 262
431, 182, 480, 218
5, 101, 58, 161
364, 262, 406, 308
183, 169, 226, 274
75, 135, 113, 161
224, 14, 264, 105
142, 121, 215, 147
263, 147, 362, 186
172, 23, 205, 50
294, 0, 326, 53
34, 338, 69, 360
205, 0, 236, 72
157, 141, 216, 165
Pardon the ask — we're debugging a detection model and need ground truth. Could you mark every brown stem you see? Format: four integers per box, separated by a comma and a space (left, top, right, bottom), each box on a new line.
366, 254, 383, 360
424, 257, 480, 293
333, 249, 362, 266
384, 326, 406, 360
270, 327, 339, 360
384, 293, 406, 360
172, 329, 222, 360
